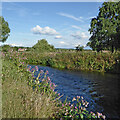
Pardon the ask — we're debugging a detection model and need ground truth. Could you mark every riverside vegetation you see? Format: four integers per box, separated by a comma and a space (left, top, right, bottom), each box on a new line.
1, 50, 106, 119
25, 50, 120, 74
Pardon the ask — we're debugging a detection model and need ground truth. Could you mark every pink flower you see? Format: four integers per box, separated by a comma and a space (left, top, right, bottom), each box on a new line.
46, 70, 49, 74
47, 77, 50, 81
77, 96, 80, 99
72, 97, 76, 101
102, 115, 106, 120
75, 106, 77, 109
35, 66, 38, 71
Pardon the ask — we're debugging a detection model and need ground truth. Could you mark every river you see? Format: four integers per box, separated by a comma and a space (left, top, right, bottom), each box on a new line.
29, 65, 120, 119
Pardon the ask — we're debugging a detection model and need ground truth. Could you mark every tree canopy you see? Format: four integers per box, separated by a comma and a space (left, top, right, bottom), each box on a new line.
32, 39, 55, 52
0, 16, 10, 42
88, 2, 120, 52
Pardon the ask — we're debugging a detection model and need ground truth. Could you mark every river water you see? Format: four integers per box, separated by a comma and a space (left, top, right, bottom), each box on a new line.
29, 65, 120, 119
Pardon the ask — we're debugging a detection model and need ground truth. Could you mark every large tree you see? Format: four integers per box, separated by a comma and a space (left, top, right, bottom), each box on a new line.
0, 16, 10, 42
32, 39, 55, 52
88, 2, 120, 52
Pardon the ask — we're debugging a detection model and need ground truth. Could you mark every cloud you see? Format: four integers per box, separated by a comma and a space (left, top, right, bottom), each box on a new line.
57, 12, 84, 22
9, 43, 23, 47
71, 25, 81, 30
31, 25, 59, 35
71, 31, 89, 39
55, 35, 62, 39
59, 41, 65, 44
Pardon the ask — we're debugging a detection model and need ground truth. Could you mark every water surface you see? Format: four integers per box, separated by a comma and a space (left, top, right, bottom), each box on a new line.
29, 65, 120, 119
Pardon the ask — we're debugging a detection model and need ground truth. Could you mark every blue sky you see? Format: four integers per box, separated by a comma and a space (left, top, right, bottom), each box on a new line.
1, 2, 103, 49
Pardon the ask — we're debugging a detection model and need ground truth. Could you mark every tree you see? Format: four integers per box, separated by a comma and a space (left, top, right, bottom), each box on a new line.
75, 45, 84, 52
0, 16, 10, 42
88, 2, 120, 52
32, 39, 55, 52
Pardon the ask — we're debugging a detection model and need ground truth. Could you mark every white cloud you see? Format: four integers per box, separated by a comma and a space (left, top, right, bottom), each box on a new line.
71, 31, 89, 39
57, 12, 84, 22
31, 25, 59, 35
9, 43, 23, 47
71, 25, 81, 30
59, 41, 65, 44
55, 35, 62, 39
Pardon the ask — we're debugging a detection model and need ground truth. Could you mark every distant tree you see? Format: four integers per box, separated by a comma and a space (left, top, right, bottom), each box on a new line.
88, 2, 120, 52
0, 16, 10, 42
2, 44, 11, 52
32, 39, 55, 52
75, 45, 84, 52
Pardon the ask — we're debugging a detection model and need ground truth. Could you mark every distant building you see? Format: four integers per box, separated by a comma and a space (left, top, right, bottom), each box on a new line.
18, 48, 27, 52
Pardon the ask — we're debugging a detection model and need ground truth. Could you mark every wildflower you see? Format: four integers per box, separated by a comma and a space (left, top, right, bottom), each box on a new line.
75, 106, 77, 109
53, 83, 56, 87
65, 103, 67, 106
40, 70, 44, 73
46, 70, 49, 74
65, 112, 68, 115
35, 66, 38, 71
77, 96, 80, 99
85, 102, 89, 107
97, 112, 102, 118
47, 77, 50, 81
102, 115, 106, 120
81, 96, 84, 99
71, 104, 73, 107
58, 93, 60, 96
72, 97, 76, 101
62, 104, 64, 107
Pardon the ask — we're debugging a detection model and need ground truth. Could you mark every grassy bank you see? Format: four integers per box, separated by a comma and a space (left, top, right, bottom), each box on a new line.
1, 51, 106, 119
25, 51, 120, 73
2, 55, 58, 118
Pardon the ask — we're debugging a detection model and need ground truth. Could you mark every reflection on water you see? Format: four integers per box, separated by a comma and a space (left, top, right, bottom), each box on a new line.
29, 65, 120, 119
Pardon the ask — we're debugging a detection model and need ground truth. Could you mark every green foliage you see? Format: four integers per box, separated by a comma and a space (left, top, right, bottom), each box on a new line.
88, 2, 120, 52
0, 16, 10, 42
2, 44, 11, 52
32, 39, 55, 52
25, 51, 120, 73
76, 45, 84, 51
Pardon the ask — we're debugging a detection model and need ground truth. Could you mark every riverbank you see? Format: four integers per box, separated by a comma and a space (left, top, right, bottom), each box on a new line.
25, 51, 120, 74
1, 51, 105, 119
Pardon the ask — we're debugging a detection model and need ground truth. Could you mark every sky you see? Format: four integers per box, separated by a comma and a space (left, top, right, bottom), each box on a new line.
1, 2, 103, 49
